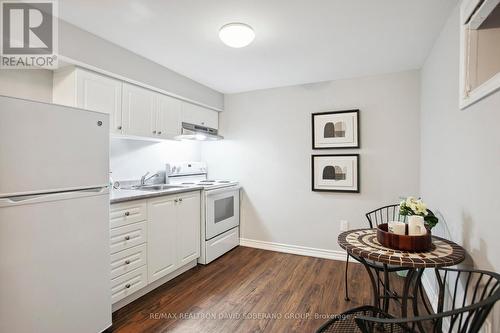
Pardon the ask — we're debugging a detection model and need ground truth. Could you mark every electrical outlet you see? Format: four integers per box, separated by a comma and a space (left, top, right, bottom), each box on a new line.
340, 220, 349, 231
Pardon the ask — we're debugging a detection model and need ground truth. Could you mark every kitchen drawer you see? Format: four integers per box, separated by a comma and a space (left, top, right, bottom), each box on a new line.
110, 221, 147, 254
204, 226, 239, 264
110, 200, 147, 228
110, 244, 147, 279
111, 265, 147, 304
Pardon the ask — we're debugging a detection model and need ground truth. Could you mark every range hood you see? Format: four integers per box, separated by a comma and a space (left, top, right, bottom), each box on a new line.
175, 122, 224, 141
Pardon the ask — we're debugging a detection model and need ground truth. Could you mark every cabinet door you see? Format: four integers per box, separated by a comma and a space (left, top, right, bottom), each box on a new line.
76, 69, 123, 134
156, 94, 181, 138
122, 83, 156, 137
176, 192, 201, 266
181, 102, 219, 129
147, 196, 178, 283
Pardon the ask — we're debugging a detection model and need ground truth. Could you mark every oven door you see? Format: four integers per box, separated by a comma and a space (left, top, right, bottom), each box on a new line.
205, 186, 240, 240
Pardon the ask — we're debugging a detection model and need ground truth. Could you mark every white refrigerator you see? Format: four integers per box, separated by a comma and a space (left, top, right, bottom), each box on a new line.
0, 95, 112, 333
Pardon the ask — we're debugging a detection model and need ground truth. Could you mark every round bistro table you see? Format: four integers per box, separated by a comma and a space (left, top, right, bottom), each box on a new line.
338, 229, 466, 319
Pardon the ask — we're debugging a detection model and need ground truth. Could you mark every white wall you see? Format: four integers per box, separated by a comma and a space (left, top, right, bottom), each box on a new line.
420, 4, 500, 328
110, 138, 201, 181
421, 3, 500, 273
0, 70, 53, 103
203, 70, 421, 252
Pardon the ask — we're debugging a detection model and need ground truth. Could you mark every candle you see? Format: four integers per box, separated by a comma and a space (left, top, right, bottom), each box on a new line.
388, 221, 406, 235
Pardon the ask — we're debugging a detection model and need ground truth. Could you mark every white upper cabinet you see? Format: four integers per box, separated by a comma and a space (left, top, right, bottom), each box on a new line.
121, 83, 156, 137
123, 84, 183, 139
156, 94, 182, 138
53, 67, 123, 134
54, 66, 221, 138
182, 102, 219, 129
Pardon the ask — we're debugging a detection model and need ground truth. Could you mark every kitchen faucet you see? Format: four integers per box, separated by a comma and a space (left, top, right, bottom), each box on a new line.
140, 172, 159, 186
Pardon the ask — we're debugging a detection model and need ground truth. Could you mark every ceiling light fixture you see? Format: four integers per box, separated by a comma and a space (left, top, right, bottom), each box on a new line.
219, 23, 255, 48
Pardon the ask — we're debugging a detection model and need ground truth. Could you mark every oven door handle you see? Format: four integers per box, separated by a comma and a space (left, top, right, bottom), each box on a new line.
205, 185, 241, 196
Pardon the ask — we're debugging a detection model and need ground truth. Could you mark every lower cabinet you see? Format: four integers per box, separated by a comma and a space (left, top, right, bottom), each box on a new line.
147, 196, 178, 283
111, 266, 148, 304
176, 193, 201, 266
147, 191, 200, 283
109, 191, 201, 304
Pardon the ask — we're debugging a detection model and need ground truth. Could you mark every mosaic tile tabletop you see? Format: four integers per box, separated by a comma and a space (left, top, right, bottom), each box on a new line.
338, 229, 466, 268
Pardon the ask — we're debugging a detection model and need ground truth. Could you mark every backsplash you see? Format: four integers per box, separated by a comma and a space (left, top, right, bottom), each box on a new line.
110, 137, 202, 181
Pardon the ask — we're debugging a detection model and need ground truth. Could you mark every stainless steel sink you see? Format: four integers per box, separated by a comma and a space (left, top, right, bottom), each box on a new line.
137, 184, 188, 191
122, 184, 189, 191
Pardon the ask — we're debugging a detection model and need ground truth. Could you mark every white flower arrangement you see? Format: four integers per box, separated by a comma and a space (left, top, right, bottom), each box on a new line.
399, 197, 438, 229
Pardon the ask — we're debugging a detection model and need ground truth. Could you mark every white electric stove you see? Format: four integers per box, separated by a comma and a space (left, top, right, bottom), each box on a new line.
167, 162, 240, 264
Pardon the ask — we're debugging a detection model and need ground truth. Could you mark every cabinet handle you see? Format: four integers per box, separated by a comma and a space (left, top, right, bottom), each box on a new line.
152, 130, 157, 134
125, 283, 131, 289
124, 235, 130, 241
117, 125, 122, 130
124, 211, 130, 216
124, 260, 130, 265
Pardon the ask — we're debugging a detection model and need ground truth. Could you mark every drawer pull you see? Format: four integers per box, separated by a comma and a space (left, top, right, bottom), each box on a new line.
125, 283, 131, 289
124, 235, 131, 241
124, 260, 130, 265
124, 211, 130, 216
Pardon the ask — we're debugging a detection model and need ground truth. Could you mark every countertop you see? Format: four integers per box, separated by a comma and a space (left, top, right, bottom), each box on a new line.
110, 186, 203, 204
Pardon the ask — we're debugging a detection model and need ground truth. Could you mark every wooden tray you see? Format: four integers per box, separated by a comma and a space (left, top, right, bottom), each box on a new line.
376, 223, 432, 252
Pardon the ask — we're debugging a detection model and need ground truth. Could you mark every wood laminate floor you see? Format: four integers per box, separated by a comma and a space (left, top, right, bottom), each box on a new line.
111, 246, 429, 333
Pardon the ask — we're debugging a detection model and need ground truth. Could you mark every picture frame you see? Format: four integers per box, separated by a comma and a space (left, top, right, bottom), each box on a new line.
311, 154, 359, 192
311, 110, 359, 149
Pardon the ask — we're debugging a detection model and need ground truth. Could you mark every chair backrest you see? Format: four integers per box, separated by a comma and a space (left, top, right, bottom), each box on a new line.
355, 267, 500, 333
365, 204, 406, 228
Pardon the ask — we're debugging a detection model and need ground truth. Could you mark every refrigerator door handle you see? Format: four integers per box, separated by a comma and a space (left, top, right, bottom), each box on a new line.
0, 187, 109, 207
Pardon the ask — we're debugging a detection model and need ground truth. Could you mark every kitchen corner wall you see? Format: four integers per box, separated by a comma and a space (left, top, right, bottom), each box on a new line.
202, 70, 421, 252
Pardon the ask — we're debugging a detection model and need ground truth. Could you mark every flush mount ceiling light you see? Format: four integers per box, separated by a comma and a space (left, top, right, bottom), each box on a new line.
219, 23, 255, 48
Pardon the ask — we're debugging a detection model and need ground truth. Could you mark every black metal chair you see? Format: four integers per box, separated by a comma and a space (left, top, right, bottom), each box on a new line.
317, 267, 500, 333
344, 204, 409, 302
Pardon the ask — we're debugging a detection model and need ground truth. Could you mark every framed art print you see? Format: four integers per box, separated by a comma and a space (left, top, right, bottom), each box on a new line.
312, 154, 359, 192
311, 110, 359, 149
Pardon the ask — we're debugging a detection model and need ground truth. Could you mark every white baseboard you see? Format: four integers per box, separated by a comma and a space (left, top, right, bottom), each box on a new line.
239, 238, 347, 261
